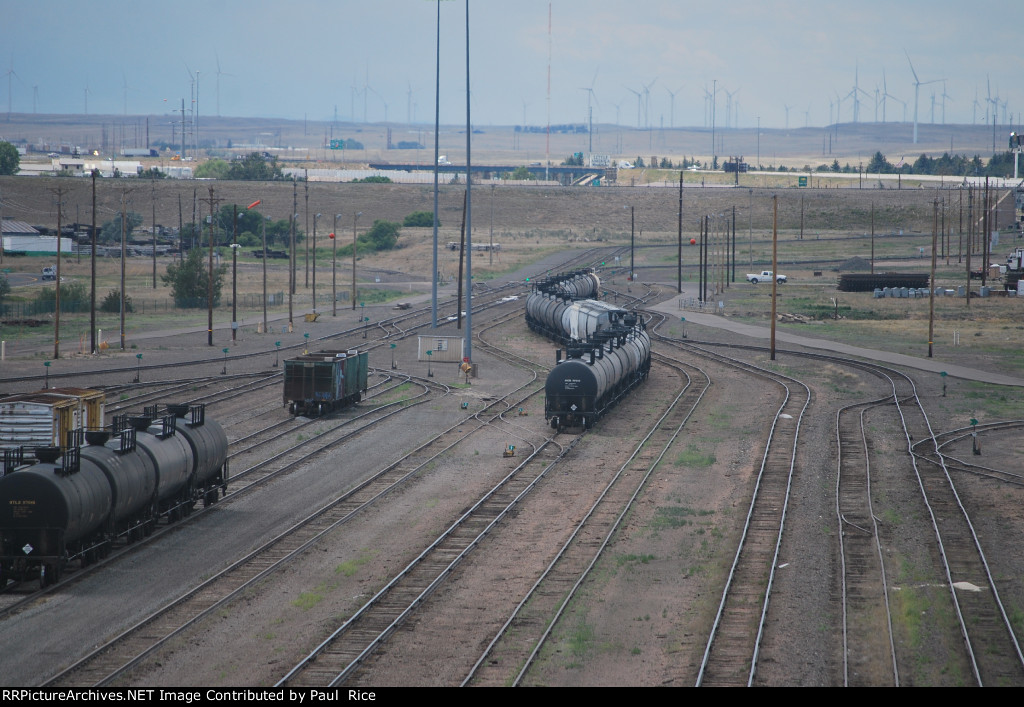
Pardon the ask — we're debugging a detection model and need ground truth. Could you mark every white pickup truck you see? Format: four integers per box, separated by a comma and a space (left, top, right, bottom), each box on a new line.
746, 270, 786, 284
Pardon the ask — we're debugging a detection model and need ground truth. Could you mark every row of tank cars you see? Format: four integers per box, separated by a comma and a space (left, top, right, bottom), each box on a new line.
525, 270, 652, 431
0, 389, 228, 587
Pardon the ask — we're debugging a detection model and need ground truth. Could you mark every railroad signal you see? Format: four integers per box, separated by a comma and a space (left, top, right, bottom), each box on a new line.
274, 341, 281, 368
222, 347, 230, 375
134, 353, 143, 383
390, 342, 397, 369
426, 349, 433, 377
43, 360, 51, 388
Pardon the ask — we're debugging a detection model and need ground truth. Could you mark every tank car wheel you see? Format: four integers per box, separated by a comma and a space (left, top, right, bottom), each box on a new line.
550, 417, 559, 430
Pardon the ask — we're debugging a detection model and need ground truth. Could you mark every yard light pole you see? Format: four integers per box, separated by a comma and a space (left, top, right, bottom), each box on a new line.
332, 213, 342, 316
352, 212, 362, 310
247, 199, 268, 334
312, 213, 321, 312
230, 242, 240, 341
290, 212, 298, 329
624, 205, 635, 284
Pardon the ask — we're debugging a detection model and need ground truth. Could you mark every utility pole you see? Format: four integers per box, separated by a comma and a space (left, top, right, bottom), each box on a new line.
770, 195, 778, 361
304, 173, 310, 288
50, 186, 67, 359
90, 171, 97, 353
119, 188, 134, 351
677, 171, 683, 293
200, 185, 221, 346
151, 179, 157, 288
352, 212, 362, 310
929, 199, 938, 358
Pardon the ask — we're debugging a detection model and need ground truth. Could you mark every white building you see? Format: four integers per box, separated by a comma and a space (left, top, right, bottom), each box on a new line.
1, 219, 71, 254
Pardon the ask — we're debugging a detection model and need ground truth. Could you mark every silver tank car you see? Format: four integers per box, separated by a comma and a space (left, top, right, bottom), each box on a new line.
531, 269, 600, 301
526, 291, 627, 345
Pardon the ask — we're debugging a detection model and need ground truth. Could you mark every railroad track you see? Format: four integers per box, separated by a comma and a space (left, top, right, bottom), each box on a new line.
273, 340, 563, 686
835, 391, 901, 687
893, 381, 1024, 686
463, 352, 707, 686
0, 374, 433, 618
645, 315, 810, 686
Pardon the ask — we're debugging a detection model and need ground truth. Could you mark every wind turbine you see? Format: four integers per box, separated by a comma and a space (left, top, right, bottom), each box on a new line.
122, 72, 140, 116
784, 104, 792, 130
939, 81, 952, 125
972, 86, 981, 125
626, 85, 642, 128
844, 64, 871, 123
725, 87, 739, 129
906, 50, 942, 144
367, 84, 388, 123
579, 71, 600, 150
665, 84, 682, 129
214, 52, 233, 117
641, 77, 657, 130
4, 57, 22, 120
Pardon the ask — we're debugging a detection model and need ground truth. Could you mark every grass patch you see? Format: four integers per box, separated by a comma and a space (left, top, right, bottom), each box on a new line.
616, 553, 655, 566
335, 549, 376, 577
651, 505, 714, 531
673, 444, 716, 468
292, 585, 327, 610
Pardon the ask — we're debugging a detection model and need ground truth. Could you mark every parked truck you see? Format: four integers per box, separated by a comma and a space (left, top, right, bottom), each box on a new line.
746, 270, 787, 284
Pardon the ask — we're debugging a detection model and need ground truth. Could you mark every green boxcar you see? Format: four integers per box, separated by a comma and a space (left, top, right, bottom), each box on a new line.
283, 349, 369, 417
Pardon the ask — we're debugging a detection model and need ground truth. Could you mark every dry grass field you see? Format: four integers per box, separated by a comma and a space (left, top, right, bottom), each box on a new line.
1, 115, 1021, 369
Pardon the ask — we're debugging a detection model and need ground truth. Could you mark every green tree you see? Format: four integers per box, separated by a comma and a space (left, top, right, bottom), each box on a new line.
100, 211, 144, 245
866, 151, 893, 174
138, 167, 166, 180
100, 289, 133, 313
362, 220, 400, 251
34, 281, 88, 312
0, 141, 19, 175
226, 153, 283, 180
351, 175, 392, 183
161, 247, 227, 307
506, 166, 535, 180
0, 275, 10, 304
194, 158, 230, 179
403, 211, 438, 227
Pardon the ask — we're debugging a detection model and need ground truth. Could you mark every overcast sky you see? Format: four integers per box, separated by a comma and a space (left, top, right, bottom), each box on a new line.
3, 0, 1021, 130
